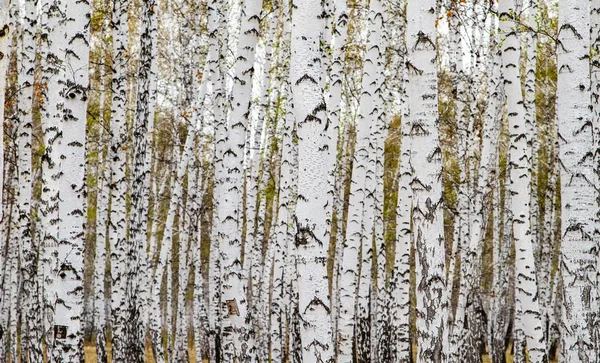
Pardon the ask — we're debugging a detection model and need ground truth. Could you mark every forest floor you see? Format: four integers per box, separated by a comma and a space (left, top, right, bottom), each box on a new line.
83, 344, 204, 363
81, 343, 559, 362
81, 344, 517, 363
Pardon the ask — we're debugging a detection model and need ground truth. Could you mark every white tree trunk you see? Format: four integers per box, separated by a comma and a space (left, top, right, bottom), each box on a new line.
108, 0, 130, 361
16, 0, 41, 359
39, 0, 64, 356
95, 59, 110, 363
557, 0, 598, 361
391, 44, 412, 363
406, 0, 449, 361
215, 0, 263, 359
50, 0, 89, 358
289, 0, 336, 360
128, 0, 159, 359
0, 1, 9, 248
500, 0, 547, 361
207, 0, 229, 359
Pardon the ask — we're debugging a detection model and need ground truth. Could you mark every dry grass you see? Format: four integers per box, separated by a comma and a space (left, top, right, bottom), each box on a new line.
82, 343, 555, 363
83, 344, 204, 363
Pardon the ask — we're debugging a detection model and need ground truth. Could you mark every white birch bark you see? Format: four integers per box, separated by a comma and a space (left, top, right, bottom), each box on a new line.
108, 0, 130, 360
16, 0, 41, 359
557, 0, 598, 361
0, 1, 9, 259
262, 3, 293, 361
354, 1, 386, 360
207, 0, 229, 359
244, 6, 276, 272
447, 4, 469, 354
541, 137, 558, 353
406, 0, 448, 360
128, 0, 159, 359
191, 136, 209, 363
150, 128, 194, 363
39, 0, 64, 357
486, 11, 510, 363
269, 86, 296, 363
524, 1, 541, 326
94, 60, 110, 363
45, 0, 90, 358
1, 201, 19, 363
391, 44, 412, 363
289, 0, 336, 360
591, 0, 600, 354
328, 0, 348, 353
215, 0, 263, 359
500, 0, 547, 361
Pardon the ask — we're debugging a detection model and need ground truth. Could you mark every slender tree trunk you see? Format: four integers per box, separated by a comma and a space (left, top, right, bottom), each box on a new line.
406, 0, 449, 361
328, 0, 348, 356
486, 10, 509, 363
0, 1, 9, 249
127, 0, 159, 359
108, 0, 130, 361
95, 59, 110, 363
391, 22, 412, 363
16, 0, 41, 360
39, 0, 65, 357
207, 0, 228, 359
289, 0, 336, 360
500, 0, 547, 361
557, 0, 598, 361
47, 0, 90, 358
213, 0, 264, 359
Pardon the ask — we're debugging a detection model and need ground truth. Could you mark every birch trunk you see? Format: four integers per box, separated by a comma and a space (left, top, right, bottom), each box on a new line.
290, 0, 336, 360
207, 0, 229, 359
557, 0, 598, 361
525, 2, 541, 330
46, 0, 90, 358
95, 61, 109, 363
0, 1, 9, 248
406, 0, 449, 361
108, 0, 130, 360
486, 11, 509, 363
328, 0, 348, 353
500, 0, 547, 361
214, 0, 264, 359
16, 0, 41, 360
39, 0, 64, 357
128, 0, 159, 359
391, 45, 412, 363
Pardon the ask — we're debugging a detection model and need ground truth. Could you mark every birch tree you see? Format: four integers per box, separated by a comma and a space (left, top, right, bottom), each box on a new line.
128, 0, 159, 359
214, 0, 264, 358
406, 0, 448, 361
17, 0, 41, 360
108, 0, 130, 361
0, 2, 9, 249
207, 0, 229, 359
289, 0, 336, 360
500, 0, 547, 361
39, 0, 90, 358
557, 0, 598, 361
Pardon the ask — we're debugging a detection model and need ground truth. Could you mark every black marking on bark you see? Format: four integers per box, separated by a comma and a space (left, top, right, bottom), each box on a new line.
406, 61, 423, 75
294, 217, 323, 248
559, 23, 583, 40
296, 73, 318, 85
0, 24, 9, 38
303, 296, 331, 315
414, 31, 435, 51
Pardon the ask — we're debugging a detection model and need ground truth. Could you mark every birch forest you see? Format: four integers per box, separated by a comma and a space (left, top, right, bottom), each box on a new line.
1, 0, 599, 362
